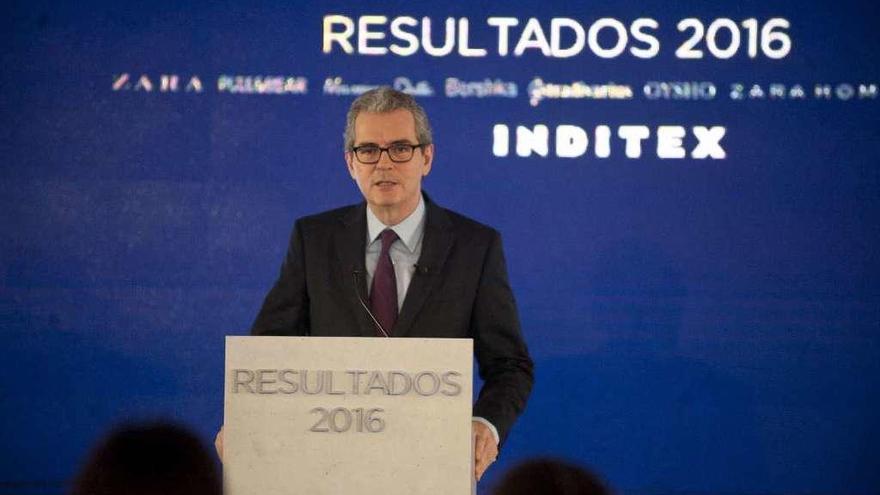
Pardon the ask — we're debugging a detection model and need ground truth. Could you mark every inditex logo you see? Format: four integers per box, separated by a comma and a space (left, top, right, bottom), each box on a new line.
492, 124, 727, 159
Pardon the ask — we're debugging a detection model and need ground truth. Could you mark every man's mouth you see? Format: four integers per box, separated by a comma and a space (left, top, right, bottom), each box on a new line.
374, 180, 398, 186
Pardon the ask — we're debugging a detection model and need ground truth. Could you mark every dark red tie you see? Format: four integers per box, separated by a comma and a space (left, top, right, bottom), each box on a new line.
370, 229, 398, 336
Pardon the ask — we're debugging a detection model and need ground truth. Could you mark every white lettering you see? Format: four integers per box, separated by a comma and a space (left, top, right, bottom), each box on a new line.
488, 17, 519, 56
814, 84, 832, 99
617, 125, 650, 158
516, 125, 550, 157
323, 15, 355, 54
492, 124, 728, 160
594, 125, 611, 158
458, 18, 487, 56
550, 18, 585, 58
858, 84, 878, 99
691, 126, 727, 159
389, 16, 419, 56
657, 126, 686, 159
423, 17, 455, 57
493, 124, 510, 157
555, 125, 588, 157
587, 18, 628, 58
514, 18, 551, 56
629, 18, 660, 58
358, 16, 388, 55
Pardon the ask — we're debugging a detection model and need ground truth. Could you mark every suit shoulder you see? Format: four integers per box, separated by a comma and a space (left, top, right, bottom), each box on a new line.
295, 203, 361, 229
439, 206, 501, 239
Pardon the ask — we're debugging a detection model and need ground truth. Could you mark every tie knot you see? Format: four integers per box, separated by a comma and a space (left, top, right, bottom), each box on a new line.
379, 229, 398, 252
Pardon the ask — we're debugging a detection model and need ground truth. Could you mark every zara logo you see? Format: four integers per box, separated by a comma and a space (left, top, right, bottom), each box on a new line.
112, 74, 204, 93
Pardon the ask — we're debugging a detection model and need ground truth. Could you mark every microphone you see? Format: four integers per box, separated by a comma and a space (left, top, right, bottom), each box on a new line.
351, 269, 389, 337
414, 263, 430, 275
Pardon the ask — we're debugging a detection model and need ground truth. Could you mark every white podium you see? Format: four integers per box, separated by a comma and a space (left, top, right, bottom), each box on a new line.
224, 336, 474, 495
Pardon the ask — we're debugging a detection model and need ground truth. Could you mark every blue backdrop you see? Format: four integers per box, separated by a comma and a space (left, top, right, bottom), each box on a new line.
2, 1, 878, 494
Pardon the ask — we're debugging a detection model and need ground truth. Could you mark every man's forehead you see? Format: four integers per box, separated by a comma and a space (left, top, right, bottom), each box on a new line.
353, 109, 418, 144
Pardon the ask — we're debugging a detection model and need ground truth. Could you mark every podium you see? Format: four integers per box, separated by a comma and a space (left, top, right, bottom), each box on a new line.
223, 336, 474, 495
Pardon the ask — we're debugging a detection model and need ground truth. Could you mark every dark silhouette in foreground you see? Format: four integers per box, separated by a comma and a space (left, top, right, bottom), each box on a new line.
492, 458, 611, 495
71, 422, 221, 495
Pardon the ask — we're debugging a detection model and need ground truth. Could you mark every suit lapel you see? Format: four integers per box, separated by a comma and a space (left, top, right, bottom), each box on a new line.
334, 203, 374, 337
392, 199, 454, 337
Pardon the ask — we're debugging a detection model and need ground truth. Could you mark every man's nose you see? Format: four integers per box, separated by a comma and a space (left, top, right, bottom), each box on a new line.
375, 150, 395, 169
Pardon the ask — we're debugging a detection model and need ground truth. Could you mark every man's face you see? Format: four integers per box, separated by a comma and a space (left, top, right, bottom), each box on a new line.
345, 109, 433, 218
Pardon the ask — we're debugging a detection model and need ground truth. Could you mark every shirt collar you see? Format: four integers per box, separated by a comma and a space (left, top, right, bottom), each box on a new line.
366, 194, 426, 253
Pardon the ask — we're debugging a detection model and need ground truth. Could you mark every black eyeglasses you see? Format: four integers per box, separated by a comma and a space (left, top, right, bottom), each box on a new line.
350, 143, 426, 164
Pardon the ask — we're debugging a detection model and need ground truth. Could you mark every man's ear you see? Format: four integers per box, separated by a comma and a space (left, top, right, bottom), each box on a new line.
345, 151, 356, 179
421, 144, 434, 176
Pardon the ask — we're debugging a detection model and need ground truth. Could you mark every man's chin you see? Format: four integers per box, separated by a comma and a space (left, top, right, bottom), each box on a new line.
367, 197, 399, 209
369, 192, 402, 206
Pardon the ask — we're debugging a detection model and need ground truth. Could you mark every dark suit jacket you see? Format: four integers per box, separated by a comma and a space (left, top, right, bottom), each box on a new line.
251, 195, 533, 445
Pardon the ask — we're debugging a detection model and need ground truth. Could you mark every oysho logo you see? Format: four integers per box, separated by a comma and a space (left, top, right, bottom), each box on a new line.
644, 81, 716, 100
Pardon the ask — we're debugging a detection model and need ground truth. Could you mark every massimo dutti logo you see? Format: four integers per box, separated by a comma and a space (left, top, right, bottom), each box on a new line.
321, 76, 434, 96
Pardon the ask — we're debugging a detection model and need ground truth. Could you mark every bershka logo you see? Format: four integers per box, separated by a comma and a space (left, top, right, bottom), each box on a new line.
112, 74, 204, 92
492, 124, 727, 159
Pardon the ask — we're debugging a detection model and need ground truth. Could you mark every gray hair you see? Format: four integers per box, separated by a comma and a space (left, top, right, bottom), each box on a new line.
344, 86, 433, 151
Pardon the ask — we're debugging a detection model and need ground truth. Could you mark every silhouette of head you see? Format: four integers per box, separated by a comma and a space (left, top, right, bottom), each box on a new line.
492, 457, 611, 495
71, 421, 221, 495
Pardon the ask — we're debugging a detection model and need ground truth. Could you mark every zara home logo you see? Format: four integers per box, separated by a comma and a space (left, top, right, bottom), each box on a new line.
112, 73, 204, 93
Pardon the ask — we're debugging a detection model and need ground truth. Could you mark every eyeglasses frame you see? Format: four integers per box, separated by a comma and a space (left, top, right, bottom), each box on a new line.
349, 143, 428, 165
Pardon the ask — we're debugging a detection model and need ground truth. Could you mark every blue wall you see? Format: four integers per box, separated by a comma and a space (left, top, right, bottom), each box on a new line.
2, 1, 878, 493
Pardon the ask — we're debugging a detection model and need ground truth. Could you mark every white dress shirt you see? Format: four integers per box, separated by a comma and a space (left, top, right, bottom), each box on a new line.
365, 194, 426, 310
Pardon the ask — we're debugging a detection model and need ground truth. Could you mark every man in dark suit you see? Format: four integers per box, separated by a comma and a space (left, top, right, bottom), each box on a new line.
217, 87, 532, 482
